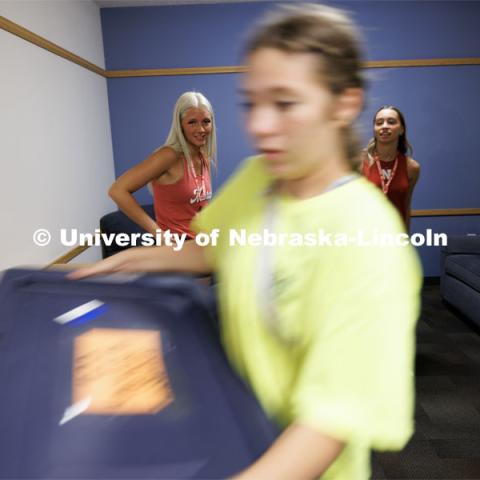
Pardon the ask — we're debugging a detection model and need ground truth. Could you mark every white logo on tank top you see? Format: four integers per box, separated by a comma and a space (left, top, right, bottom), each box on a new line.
190, 186, 212, 204
382, 168, 393, 181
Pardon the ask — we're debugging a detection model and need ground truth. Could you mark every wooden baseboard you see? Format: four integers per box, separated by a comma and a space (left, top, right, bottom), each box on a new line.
47, 245, 91, 267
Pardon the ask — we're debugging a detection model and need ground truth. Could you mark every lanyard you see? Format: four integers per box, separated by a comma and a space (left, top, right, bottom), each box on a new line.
257, 174, 358, 342
374, 152, 398, 194
187, 153, 206, 196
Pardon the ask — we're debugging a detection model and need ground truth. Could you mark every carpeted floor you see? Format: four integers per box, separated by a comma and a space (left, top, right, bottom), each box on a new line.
372, 285, 480, 479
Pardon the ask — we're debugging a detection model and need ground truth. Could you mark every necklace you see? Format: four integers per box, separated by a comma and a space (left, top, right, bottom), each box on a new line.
374, 151, 398, 194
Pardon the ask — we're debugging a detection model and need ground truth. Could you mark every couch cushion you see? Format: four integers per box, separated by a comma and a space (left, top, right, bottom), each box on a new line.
444, 255, 480, 294
441, 235, 480, 254
100, 204, 154, 235
99, 204, 155, 258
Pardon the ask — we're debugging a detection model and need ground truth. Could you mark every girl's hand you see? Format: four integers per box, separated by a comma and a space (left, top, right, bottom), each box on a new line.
67, 248, 142, 280
68, 241, 212, 280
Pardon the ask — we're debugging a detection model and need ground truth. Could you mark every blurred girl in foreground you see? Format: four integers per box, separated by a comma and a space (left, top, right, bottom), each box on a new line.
72, 5, 421, 479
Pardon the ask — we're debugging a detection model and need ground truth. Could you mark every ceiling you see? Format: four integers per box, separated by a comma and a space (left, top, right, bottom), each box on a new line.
95, 0, 275, 7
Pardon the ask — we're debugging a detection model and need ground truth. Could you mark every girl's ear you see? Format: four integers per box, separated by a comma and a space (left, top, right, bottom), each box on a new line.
332, 88, 364, 128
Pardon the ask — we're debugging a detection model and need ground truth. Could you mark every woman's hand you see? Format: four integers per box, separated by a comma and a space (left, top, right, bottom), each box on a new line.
68, 241, 212, 280
67, 247, 149, 280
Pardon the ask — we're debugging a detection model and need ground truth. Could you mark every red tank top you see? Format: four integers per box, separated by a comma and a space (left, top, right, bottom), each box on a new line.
152, 153, 212, 238
363, 152, 410, 225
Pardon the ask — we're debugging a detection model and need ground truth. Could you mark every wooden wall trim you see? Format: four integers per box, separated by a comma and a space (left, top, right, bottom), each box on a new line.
106, 65, 247, 77
2, 16, 479, 78
47, 245, 90, 266
366, 58, 480, 69
107, 58, 480, 77
0, 16, 106, 77
412, 208, 480, 217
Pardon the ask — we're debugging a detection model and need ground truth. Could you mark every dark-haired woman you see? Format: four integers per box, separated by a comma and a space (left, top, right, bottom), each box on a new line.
362, 106, 420, 230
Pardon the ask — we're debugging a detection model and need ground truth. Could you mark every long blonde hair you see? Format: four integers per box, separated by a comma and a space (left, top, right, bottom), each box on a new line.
164, 91, 217, 170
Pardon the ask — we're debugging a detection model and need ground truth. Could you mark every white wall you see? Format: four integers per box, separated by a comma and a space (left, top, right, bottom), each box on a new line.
0, 0, 106, 66
0, 0, 115, 269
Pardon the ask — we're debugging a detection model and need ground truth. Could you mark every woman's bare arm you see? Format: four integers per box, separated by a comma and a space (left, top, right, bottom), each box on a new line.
231, 423, 344, 480
108, 147, 178, 235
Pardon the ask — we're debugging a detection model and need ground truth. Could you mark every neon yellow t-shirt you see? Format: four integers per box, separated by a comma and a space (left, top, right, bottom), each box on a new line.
192, 156, 422, 479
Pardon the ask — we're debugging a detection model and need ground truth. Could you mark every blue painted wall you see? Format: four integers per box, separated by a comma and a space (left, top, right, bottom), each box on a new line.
101, 1, 480, 276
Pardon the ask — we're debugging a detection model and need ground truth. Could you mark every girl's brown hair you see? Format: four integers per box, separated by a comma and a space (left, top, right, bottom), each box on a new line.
244, 3, 365, 169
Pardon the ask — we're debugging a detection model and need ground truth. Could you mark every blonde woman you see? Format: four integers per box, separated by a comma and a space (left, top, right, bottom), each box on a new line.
108, 91, 216, 238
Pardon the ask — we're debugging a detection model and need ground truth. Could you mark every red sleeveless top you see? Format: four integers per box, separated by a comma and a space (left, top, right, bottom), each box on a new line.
152, 154, 212, 238
363, 152, 410, 225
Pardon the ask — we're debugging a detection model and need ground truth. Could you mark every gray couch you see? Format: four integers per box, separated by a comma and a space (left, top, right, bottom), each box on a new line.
441, 235, 480, 328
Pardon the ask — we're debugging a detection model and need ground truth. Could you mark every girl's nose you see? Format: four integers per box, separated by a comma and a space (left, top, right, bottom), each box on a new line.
247, 107, 277, 138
